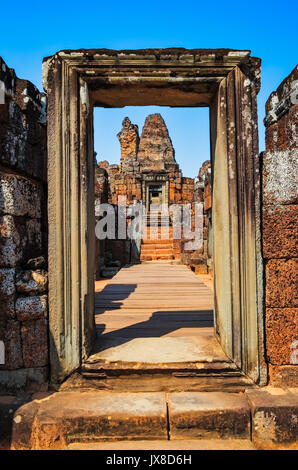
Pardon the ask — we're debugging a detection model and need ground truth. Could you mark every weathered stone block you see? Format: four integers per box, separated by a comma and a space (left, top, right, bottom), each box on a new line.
0, 395, 27, 447
266, 259, 298, 307
0, 268, 15, 319
0, 215, 22, 267
268, 364, 298, 387
11, 391, 167, 449
15, 78, 44, 117
247, 388, 298, 449
204, 183, 212, 211
0, 102, 27, 169
26, 256, 47, 269
264, 122, 278, 152
0, 58, 16, 98
0, 319, 23, 369
0, 367, 49, 392
262, 149, 298, 205
25, 219, 42, 259
0, 370, 27, 391
16, 269, 48, 295
16, 295, 47, 322
265, 107, 298, 152
0, 216, 42, 267
265, 65, 298, 126
195, 264, 208, 274
11, 399, 40, 449
263, 205, 298, 259
21, 319, 48, 368
0, 62, 46, 181
169, 392, 250, 439
0, 172, 42, 218
266, 308, 298, 365
27, 366, 49, 390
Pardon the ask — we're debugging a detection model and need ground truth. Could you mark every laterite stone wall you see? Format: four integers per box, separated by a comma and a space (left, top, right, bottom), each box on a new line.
0, 58, 48, 390
262, 65, 298, 386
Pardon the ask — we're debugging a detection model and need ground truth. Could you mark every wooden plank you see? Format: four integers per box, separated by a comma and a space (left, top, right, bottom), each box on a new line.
94, 264, 215, 356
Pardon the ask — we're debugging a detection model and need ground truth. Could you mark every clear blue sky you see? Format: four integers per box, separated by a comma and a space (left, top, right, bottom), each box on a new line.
1, 0, 297, 177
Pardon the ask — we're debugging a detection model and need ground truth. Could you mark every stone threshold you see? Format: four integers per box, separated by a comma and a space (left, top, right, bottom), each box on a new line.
4, 387, 298, 450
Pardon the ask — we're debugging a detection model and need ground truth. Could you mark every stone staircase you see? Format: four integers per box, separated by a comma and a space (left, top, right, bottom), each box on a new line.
140, 225, 179, 261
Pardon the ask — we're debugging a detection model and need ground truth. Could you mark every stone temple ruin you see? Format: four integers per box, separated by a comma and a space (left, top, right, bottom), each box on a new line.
95, 112, 212, 276
0, 49, 297, 450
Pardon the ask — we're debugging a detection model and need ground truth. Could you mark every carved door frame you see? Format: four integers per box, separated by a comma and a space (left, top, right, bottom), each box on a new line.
43, 48, 266, 384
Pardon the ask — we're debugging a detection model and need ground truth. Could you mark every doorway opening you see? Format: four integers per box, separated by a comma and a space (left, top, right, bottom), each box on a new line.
91, 106, 221, 379
148, 184, 163, 206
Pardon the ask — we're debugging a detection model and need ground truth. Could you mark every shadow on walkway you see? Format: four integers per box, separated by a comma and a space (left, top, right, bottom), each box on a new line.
93, 309, 213, 353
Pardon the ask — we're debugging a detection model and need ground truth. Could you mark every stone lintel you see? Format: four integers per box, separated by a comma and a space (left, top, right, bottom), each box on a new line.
42, 48, 253, 96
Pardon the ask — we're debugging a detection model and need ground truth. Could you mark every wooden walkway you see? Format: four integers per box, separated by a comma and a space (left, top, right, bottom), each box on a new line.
91, 263, 228, 363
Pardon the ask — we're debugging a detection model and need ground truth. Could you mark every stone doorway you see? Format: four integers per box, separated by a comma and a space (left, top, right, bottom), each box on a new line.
148, 184, 164, 207
43, 48, 265, 386
83, 263, 255, 392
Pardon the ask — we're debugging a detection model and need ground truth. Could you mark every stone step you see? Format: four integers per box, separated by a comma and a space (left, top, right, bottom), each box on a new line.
142, 233, 174, 237
142, 240, 174, 245
141, 259, 182, 265
145, 215, 172, 220
145, 214, 172, 220
140, 249, 174, 256
71, 372, 255, 394
78, 359, 255, 393
65, 439, 256, 450
141, 243, 174, 250
142, 237, 174, 243
143, 226, 173, 231
141, 244, 173, 249
142, 238, 174, 244
10, 391, 256, 450
140, 255, 175, 261
142, 232, 174, 236
143, 225, 173, 229
141, 248, 174, 255
8, 388, 298, 450
168, 392, 251, 440
11, 391, 168, 450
